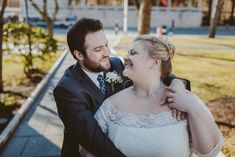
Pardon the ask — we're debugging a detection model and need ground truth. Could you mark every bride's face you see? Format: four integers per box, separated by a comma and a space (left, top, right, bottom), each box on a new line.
122, 41, 155, 80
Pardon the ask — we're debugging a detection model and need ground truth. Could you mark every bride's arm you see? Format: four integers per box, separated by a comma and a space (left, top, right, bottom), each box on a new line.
187, 95, 223, 156
166, 88, 223, 156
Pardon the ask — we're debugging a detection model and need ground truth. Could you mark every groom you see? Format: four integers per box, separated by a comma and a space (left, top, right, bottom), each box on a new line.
53, 18, 190, 157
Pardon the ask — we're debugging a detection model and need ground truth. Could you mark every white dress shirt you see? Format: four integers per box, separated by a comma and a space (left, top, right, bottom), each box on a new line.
82, 68, 103, 89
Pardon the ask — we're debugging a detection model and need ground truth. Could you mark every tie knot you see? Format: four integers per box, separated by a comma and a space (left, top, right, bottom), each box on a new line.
97, 74, 104, 81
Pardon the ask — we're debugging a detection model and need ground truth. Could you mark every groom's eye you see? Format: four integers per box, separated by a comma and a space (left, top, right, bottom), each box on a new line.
94, 47, 102, 52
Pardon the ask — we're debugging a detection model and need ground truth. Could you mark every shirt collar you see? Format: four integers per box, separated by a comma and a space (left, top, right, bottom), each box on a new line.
82, 68, 103, 88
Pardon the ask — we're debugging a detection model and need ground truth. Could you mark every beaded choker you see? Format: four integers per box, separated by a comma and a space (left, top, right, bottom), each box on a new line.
132, 82, 164, 100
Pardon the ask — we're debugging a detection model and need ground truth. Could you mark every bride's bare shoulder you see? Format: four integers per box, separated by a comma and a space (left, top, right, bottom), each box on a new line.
108, 87, 132, 107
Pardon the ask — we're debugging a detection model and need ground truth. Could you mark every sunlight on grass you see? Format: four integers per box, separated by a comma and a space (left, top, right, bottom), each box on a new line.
172, 55, 235, 102
169, 36, 235, 48
3, 55, 25, 86
3, 51, 62, 86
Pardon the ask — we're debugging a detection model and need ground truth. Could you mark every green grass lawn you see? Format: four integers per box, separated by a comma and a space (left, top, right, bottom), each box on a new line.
115, 35, 235, 157
3, 52, 62, 86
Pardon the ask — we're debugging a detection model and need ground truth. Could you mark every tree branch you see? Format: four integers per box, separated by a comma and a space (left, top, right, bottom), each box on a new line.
29, 0, 45, 17
52, 0, 59, 21
43, 0, 48, 18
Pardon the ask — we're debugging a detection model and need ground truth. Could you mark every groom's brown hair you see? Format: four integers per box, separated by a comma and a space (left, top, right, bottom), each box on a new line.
67, 18, 103, 59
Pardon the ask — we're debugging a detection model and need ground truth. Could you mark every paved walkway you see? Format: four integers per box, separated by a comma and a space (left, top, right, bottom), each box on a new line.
0, 34, 121, 157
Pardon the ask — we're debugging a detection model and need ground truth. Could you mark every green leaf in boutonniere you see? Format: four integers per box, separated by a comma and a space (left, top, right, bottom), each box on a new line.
105, 71, 123, 92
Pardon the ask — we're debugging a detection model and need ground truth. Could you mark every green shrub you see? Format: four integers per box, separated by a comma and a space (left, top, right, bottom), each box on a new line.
3, 22, 57, 77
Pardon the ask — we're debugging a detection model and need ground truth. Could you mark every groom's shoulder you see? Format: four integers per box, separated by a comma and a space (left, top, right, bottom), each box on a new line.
55, 64, 78, 89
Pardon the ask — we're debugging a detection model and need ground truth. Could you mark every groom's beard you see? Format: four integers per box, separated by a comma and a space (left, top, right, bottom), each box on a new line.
83, 56, 111, 72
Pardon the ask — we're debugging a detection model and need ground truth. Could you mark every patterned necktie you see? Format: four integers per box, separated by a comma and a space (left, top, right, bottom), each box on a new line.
97, 74, 106, 94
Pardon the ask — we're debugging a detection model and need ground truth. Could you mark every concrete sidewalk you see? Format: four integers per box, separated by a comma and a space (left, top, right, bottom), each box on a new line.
0, 34, 121, 157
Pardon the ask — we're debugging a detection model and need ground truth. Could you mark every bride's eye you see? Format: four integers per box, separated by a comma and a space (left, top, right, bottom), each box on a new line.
128, 50, 138, 56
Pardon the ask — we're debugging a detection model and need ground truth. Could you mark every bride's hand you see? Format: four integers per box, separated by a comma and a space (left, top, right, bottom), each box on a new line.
161, 92, 187, 120
165, 86, 196, 113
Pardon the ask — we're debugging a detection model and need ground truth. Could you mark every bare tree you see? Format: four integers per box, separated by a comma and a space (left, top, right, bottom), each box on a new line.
29, 0, 59, 38
138, 0, 152, 34
0, 0, 7, 92
209, 0, 224, 38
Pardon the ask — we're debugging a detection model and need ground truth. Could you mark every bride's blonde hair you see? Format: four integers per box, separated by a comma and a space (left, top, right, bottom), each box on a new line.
133, 35, 175, 79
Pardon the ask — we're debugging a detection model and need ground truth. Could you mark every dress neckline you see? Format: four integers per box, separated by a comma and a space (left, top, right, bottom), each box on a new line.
105, 98, 172, 118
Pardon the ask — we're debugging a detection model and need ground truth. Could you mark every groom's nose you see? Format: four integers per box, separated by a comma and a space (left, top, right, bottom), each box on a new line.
103, 46, 110, 56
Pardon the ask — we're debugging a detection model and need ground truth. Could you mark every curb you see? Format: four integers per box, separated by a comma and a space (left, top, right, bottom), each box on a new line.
0, 49, 68, 149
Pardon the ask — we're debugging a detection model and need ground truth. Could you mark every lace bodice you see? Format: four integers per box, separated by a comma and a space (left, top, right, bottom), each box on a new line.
94, 98, 223, 157
95, 98, 184, 131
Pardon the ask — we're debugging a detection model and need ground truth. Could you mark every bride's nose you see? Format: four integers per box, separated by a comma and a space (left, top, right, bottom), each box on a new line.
123, 53, 130, 61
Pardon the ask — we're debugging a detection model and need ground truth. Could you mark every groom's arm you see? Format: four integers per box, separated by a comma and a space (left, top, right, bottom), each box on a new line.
53, 86, 125, 157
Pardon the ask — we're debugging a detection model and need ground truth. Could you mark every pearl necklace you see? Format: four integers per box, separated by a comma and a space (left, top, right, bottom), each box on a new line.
132, 82, 164, 100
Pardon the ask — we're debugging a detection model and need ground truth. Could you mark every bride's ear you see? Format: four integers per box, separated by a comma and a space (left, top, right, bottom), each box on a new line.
149, 59, 161, 69
74, 50, 84, 61
155, 59, 161, 65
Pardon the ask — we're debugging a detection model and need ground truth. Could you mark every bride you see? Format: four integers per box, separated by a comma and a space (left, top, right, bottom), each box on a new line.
80, 35, 223, 157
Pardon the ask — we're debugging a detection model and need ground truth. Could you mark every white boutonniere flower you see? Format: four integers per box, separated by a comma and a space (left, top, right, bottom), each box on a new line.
105, 71, 123, 92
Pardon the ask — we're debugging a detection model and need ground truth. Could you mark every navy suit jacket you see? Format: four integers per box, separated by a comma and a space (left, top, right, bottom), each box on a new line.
53, 57, 127, 157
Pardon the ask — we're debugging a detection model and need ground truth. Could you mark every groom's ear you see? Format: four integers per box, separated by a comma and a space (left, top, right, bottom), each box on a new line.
74, 50, 84, 61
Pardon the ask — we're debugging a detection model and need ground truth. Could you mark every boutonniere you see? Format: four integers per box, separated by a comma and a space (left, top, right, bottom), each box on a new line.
105, 71, 123, 92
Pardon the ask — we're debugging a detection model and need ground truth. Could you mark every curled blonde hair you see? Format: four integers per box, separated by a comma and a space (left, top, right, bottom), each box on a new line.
133, 35, 175, 79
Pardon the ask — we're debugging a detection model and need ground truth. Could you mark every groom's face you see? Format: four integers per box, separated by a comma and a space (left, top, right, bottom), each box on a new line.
83, 30, 111, 72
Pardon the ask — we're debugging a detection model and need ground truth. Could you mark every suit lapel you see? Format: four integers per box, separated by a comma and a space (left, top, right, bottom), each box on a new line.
73, 63, 105, 105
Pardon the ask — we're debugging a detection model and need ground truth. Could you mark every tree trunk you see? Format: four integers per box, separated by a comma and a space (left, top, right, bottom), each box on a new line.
45, 18, 53, 38
209, 0, 224, 38
29, 0, 59, 39
229, 0, 235, 24
207, 0, 213, 25
138, 0, 152, 34
0, 0, 8, 92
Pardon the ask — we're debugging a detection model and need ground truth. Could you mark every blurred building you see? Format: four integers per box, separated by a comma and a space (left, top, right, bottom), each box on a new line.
3, 0, 19, 22
19, 0, 235, 28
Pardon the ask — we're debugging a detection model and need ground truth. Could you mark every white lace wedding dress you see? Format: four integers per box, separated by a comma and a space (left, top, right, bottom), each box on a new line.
94, 98, 223, 157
